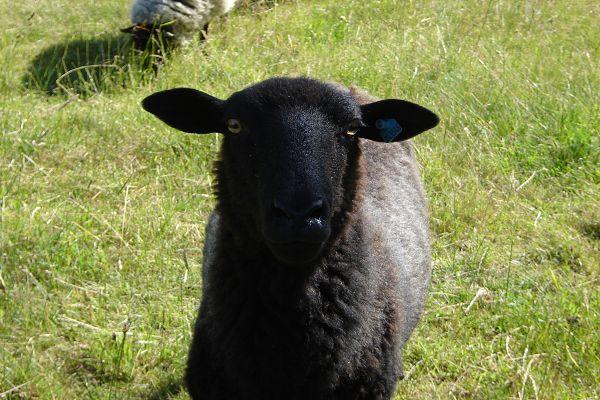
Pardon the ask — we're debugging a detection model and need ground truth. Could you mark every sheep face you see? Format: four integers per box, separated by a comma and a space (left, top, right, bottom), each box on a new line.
221, 83, 363, 264
142, 77, 439, 265
121, 23, 175, 51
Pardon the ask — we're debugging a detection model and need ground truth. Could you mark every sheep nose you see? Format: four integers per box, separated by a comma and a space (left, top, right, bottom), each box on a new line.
265, 197, 331, 245
272, 198, 327, 221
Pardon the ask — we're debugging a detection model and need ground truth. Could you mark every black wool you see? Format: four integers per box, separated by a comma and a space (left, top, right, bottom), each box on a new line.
141, 77, 439, 399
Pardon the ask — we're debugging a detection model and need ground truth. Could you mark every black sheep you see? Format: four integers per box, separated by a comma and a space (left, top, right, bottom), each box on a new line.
141, 77, 439, 399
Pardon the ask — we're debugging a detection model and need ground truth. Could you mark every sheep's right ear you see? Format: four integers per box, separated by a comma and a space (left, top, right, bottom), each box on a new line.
142, 88, 226, 134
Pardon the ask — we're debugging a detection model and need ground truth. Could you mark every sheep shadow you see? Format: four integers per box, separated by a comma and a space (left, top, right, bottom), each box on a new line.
22, 33, 161, 97
580, 221, 600, 241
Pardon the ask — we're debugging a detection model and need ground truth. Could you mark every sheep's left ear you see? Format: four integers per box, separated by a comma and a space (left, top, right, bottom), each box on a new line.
358, 100, 439, 142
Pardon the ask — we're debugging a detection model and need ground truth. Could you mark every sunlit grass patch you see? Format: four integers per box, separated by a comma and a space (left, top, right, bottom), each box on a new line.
0, 0, 598, 399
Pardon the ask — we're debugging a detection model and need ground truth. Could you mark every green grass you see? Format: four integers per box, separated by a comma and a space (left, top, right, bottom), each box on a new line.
0, 0, 598, 398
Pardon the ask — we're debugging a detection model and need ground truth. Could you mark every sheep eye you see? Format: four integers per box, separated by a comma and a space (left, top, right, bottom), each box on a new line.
226, 119, 242, 134
345, 120, 361, 137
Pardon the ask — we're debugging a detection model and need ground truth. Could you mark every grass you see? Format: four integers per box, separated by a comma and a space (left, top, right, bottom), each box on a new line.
0, 0, 598, 398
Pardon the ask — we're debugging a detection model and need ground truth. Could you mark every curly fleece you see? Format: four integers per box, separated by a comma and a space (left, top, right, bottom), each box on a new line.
130, 0, 237, 44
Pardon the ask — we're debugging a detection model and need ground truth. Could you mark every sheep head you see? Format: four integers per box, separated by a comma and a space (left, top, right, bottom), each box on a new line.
121, 22, 175, 51
142, 77, 438, 265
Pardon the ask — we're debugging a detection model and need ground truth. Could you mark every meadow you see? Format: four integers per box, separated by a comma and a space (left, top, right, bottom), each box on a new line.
0, 0, 598, 398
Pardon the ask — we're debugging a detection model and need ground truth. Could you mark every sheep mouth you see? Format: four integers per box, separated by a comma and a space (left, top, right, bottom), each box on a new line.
265, 240, 326, 265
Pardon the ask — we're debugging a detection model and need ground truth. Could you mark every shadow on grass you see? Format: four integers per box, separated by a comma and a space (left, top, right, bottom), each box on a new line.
579, 221, 600, 241
147, 379, 184, 400
22, 33, 161, 97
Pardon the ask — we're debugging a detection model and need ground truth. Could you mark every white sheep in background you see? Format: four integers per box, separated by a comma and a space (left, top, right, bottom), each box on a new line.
122, 0, 238, 49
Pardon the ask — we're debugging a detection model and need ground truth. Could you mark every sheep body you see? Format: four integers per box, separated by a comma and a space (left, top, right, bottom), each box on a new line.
200, 86, 431, 355
190, 86, 431, 399
141, 77, 438, 399
194, 140, 430, 399
128, 0, 237, 46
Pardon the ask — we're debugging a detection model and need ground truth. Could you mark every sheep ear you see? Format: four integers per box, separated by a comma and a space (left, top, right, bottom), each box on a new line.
120, 25, 136, 34
358, 99, 439, 142
142, 88, 225, 134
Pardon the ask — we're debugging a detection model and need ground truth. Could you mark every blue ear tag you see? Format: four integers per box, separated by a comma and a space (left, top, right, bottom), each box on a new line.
375, 119, 403, 142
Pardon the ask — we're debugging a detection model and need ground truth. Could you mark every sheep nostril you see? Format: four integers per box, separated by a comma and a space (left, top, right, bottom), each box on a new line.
306, 199, 325, 220
272, 198, 326, 221
272, 199, 293, 220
